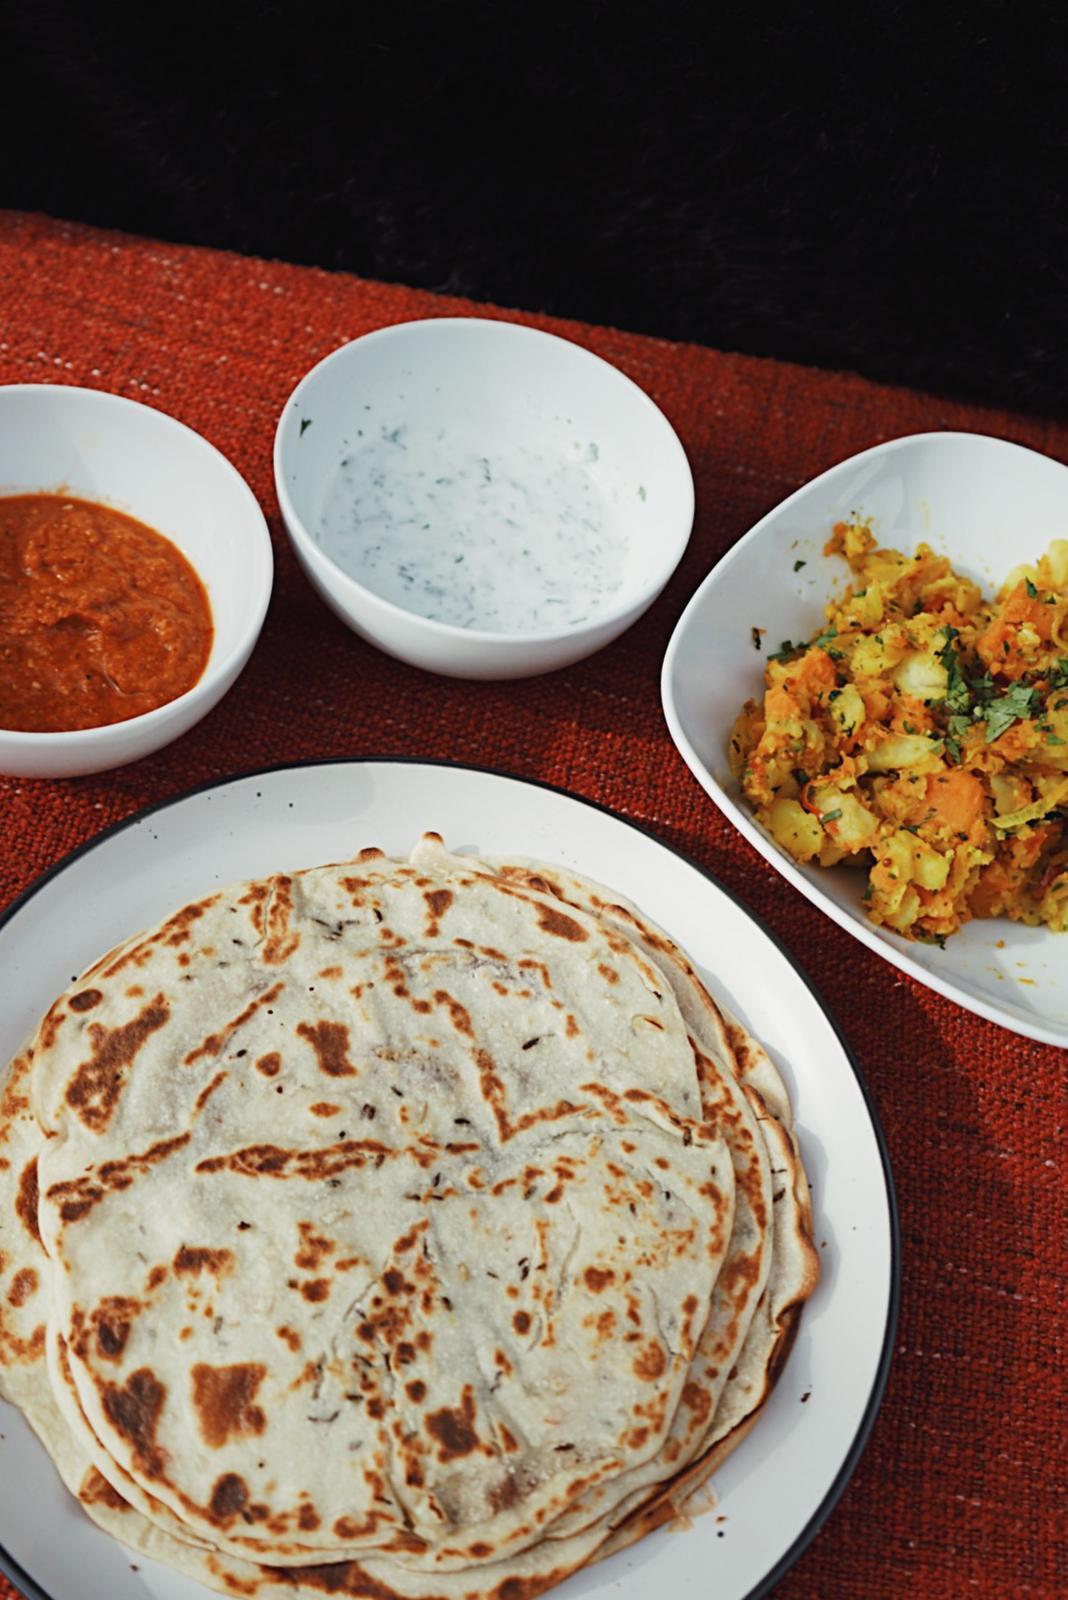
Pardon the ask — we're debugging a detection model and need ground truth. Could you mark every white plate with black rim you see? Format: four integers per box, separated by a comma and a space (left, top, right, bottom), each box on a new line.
0, 760, 898, 1600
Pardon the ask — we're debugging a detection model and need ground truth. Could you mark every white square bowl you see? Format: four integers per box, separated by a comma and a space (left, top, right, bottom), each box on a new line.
662, 430, 1068, 1046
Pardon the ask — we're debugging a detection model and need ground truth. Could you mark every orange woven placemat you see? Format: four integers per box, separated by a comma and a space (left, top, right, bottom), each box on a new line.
0, 210, 1063, 1600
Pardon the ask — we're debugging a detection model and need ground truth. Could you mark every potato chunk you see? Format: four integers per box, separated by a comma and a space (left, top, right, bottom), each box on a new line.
829, 684, 866, 736
891, 650, 948, 701
867, 732, 943, 771
767, 798, 823, 861
882, 830, 951, 890
810, 788, 880, 852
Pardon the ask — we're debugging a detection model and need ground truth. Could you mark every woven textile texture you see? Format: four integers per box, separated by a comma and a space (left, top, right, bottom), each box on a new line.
0, 210, 1063, 1600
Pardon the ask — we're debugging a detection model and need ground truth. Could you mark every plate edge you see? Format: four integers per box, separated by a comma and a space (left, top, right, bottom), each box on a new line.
0, 755, 902, 1600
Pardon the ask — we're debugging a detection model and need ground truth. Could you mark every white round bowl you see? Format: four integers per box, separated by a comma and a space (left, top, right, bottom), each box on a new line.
274, 318, 694, 679
0, 385, 273, 779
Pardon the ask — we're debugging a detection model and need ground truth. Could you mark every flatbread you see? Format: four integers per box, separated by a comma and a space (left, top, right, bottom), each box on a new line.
0, 835, 818, 1599
30, 840, 734, 1569
472, 857, 812, 1546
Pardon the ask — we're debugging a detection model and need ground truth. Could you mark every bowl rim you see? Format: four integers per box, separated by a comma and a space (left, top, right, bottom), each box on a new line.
0, 384, 274, 747
660, 426, 1068, 1047
273, 316, 695, 646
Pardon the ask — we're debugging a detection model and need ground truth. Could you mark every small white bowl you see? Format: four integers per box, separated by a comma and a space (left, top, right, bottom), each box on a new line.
274, 318, 694, 679
662, 430, 1068, 1046
0, 385, 273, 779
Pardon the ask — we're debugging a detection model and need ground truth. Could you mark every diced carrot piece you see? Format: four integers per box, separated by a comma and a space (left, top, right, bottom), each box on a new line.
863, 687, 892, 721
976, 585, 1055, 674
923, 770, 985, 833
969, 864, 1013, 917
793, 648, 838, 695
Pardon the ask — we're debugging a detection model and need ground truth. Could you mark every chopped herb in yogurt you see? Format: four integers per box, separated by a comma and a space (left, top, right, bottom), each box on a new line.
318, 423, 628, 632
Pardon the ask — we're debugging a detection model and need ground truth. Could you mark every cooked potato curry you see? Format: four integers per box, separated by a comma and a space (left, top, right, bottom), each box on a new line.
0, 494, 212, 733
731, 523, 1068, 942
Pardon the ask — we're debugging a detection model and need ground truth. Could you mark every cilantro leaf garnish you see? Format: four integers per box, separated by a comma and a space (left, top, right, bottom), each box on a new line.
983, 683, 1038, 743
937, 625, 971, 713
810, 626, 845, 660
944, 713, 971, 764
967, 671, 995, 705
1025, 577, 1038, 598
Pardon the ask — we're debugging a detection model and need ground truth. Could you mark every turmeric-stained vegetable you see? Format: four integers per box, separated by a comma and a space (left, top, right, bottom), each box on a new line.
730, 524, 1068, 940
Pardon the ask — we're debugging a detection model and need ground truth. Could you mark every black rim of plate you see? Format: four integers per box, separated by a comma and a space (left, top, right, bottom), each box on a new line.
0, 756, 901, 1600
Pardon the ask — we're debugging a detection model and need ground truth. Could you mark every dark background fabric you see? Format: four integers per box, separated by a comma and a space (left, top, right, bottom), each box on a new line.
1, 0, 1065, 413
0, 211, 1064, 1600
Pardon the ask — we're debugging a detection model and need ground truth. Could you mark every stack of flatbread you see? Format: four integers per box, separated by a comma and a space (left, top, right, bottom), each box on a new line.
0, 836, 818, 1599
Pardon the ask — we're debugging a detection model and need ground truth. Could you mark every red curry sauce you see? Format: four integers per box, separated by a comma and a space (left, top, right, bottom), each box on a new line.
0, 494, 213, 733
